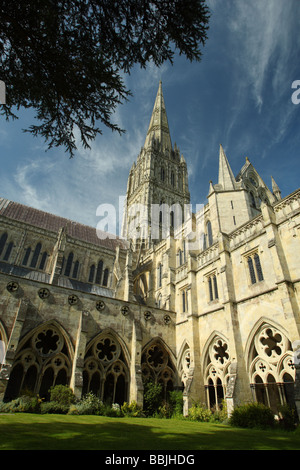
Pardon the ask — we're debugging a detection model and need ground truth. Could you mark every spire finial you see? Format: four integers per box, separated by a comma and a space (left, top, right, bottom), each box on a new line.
144, 82, 172, 151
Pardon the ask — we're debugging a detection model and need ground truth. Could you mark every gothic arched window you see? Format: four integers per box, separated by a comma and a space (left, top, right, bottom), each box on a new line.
171, 171, 175, 187
22, 247, 31, 266
207, 221, 213, 246
72, 260, 79, 279
0, 233, 8, 256
247, 252, 264, 284
39, 251, 48, 270
89, 264, 95, 283
64, 252, 74, 277
204, 336, 230, 410
207, 274, 219, 302
248, 324, 295, 413
95, 260, 103, 284
249, 191, 256, 207
178, 249, 183, 266
157, 263, 162, 288
3, 242, 13, 261
102, 268, 109, 287
30, 243, 42, 268
4, 323, 72, 401
141, 341, 176, 400
82, 333, 129, 405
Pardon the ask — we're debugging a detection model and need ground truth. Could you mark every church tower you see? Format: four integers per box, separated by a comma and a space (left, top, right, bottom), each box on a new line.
123, 81, 190, 248
207, 145, 279, 235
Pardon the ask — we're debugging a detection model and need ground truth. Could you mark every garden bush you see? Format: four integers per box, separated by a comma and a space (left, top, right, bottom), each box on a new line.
0, 395, 42, 414
40, 401, 70, 414
121, 401, 144, 417
187, 402, 213, 422
143, 381, 163, 416
49, 384, 76, 406
278, 404, 298, 431
229, 402, 275, 429
168, 390, 183, 417
68, 392, 105, 415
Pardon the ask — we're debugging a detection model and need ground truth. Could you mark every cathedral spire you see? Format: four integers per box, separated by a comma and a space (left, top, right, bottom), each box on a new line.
218, 144, 237, 190
144, 81, 172, 152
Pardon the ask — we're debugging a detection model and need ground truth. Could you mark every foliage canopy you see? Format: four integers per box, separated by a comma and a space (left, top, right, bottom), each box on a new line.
0, 0, 210, 156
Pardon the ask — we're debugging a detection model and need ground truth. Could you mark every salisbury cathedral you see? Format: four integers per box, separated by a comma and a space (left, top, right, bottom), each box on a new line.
0, 82, 299, 418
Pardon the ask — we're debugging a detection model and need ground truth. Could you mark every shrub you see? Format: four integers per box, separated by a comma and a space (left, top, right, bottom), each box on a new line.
0, 395, 42, 414
121, 401, 144, 417
168, 390, 183, 417
68, 392, 105, 415
187, 402, 213, 422
20, 395, 43, 413
210, 400, 228, 423
278, 404, 298, 431
143, 381, 163, 416
229, 402, 275, 429
157, 401, 173, 418
40, 401, 69, 414
49, 385, 76, 406
103, 403, 121, 417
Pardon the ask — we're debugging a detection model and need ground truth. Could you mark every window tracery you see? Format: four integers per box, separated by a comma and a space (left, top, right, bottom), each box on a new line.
4, 324, 71, 401
204, 336, 231, 410
179, 347, 192, 391
141, 341, 176, 399
249, 324, 295, 413
82, 333, 129, 405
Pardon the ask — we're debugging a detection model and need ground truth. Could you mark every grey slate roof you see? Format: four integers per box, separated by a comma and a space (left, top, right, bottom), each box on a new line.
0, 197, 128, 251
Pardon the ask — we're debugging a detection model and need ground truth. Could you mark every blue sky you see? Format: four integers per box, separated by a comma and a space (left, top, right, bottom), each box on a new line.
1, 0, 300, 234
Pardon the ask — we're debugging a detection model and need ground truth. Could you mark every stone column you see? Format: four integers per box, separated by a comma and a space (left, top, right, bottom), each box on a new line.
225, 362, 238, 417
0, 297, 29, 401
293, 340, 300, 420
129, 320, 144, 407
70, 310, 89, 400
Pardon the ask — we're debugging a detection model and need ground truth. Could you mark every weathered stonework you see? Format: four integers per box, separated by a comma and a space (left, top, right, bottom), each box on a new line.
0, 82, 299, 418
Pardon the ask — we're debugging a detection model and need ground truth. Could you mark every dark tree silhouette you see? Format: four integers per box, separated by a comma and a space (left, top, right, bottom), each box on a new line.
0, 0, 210, 156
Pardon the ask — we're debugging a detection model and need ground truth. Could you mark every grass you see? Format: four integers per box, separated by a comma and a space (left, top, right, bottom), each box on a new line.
0, 414, 299, 450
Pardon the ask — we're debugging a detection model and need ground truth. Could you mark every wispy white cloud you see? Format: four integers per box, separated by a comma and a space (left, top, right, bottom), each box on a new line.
228, 0, 299, 110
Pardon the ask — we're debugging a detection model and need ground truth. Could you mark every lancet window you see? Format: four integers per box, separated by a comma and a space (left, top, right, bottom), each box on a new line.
204, 336, 231, 410
248, 323, 295, 414
82, 333, 129, 405
4, 323, 72, 401
141, 341, 176, 400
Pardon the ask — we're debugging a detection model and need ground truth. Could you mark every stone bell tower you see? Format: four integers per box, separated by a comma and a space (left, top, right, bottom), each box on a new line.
123, 81, 190, 248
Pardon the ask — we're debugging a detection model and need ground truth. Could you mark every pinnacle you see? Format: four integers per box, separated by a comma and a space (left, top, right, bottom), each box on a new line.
218, 144, 237, 190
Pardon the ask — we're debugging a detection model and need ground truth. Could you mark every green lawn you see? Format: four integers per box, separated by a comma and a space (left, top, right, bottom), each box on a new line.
0, 414, 299, 450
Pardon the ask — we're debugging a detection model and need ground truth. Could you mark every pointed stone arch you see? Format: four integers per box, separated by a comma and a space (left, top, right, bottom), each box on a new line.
246, 318, 295, 413
244, 316, 290, 371
177, 340, 192, 390
202, 332, 231, 410
141, 337, 177, 399
82, 328, 130, 405
4, 320, 74, 401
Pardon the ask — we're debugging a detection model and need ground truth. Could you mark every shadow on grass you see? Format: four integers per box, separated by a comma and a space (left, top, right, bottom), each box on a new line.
0, 415, 299, 450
